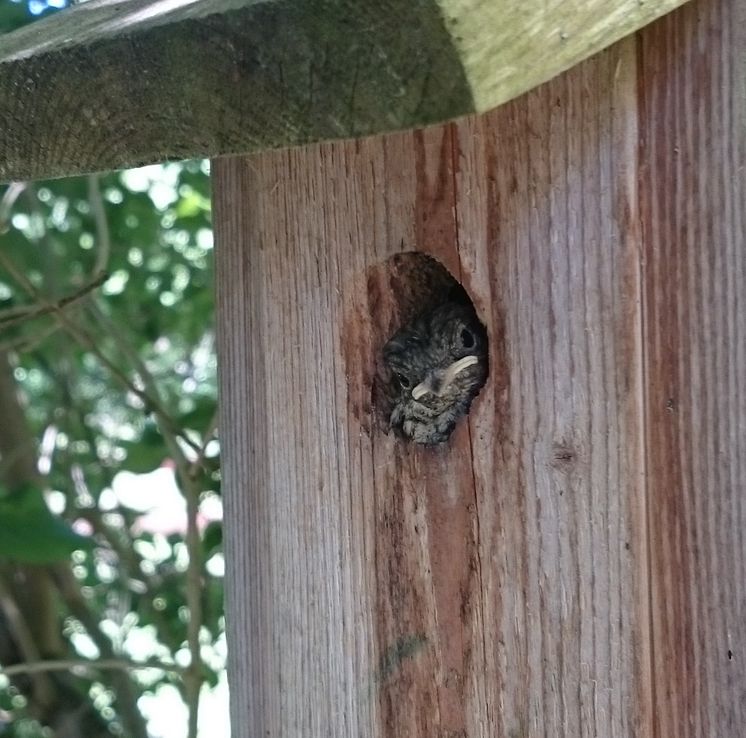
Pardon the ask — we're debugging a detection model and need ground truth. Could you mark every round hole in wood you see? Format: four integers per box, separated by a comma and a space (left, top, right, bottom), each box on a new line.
343, 252, 489, 445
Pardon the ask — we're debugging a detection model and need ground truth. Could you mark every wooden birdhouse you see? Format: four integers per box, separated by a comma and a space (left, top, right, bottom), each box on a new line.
1, 0, 744, 734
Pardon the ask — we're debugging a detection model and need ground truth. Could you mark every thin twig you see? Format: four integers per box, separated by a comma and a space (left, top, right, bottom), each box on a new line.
87, 174, 111, 277
61, 410, 183, 655
84, 302, 204, 458
188, 410, 219, 479
0, 182, 27, 232
0, 322, 61, 353
52, 566, 150, 738
0, 657, 186, 678
0, 185, 199, 736
1, 187, 207, 734
0, 570, 55, 705
0, 250, 188, 447
183, 464, 203, 738
74, 506, 177, 649
0, 271, 107, 329
82, 186, 206, 735
80, 292, 209, 735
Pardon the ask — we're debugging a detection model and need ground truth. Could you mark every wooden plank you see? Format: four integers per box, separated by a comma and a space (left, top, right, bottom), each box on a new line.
0, 0, 689, 182
638, 0, 746, 733
452, 42, 653, 737
214, 34, 651, 736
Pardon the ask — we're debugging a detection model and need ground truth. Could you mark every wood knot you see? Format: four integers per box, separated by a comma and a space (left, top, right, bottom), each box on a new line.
551, 441, 581, 471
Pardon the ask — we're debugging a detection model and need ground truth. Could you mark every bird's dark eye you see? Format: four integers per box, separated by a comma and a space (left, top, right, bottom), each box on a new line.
394, 372, 411, 389
460, 328, 475, 349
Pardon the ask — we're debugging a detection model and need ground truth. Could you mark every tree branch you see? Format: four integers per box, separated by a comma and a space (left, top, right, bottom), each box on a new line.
51, 566, 150, 738
0, 569, 55, 707
0, 322, 61, 353
0, 270, 107, 329
0, 249, 195, 454
1, 657, 186, 678
1, 186, 207, 737
0, 183, 27, 232
82, 188, 206, 736
87, 174, 111, 276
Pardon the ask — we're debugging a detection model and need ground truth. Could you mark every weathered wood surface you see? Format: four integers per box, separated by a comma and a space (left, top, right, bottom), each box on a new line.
639, 1, 746, 733
0, 0, 689, 182
214, 0, 746, 734
215, 39, 642, 738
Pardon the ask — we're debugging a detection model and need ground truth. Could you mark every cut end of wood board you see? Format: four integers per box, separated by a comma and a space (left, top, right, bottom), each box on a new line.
0, 0, 691, 182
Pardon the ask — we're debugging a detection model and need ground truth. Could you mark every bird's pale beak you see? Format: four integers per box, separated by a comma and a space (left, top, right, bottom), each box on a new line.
411, 355, 479, 400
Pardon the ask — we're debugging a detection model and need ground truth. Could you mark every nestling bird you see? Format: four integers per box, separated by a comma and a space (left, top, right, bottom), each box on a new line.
382, 300, 488, 445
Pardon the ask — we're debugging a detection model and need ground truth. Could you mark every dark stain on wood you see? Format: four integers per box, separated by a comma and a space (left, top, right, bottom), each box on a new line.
375, 633, 428, 683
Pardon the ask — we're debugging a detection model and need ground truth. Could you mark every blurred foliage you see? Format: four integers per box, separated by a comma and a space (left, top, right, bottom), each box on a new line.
0, 484, 94, 563
0, 164, 220, 736
0, 0, 65, 33
0, 158, 220, 736
0, 4, 220, 735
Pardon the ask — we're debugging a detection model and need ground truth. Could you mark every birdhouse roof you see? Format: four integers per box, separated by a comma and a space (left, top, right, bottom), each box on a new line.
0, 0, 689, 182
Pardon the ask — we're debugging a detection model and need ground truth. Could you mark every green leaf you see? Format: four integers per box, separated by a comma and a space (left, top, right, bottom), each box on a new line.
0, 484, 93, 563
202, 521, 222, 558
121, 424, 167, 473
175, 190, 211, 218
178, 396, 216, 432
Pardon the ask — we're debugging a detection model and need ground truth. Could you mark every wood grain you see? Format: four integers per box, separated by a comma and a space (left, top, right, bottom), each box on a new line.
214, 37, 651, 738
214, 0, 746, 734
0, 0, 689, 182
451, 44, 653, 737
638, 0, 746, 733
